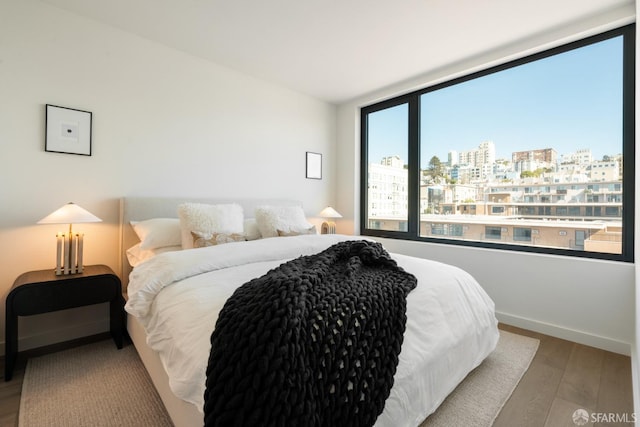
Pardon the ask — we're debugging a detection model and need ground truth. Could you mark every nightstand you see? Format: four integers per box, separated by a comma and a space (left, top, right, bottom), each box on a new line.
4, 264, 124, 381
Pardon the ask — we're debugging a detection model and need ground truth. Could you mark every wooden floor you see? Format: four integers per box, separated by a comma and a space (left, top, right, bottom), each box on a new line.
0, 326, 633, 426
495, 324, 634, 427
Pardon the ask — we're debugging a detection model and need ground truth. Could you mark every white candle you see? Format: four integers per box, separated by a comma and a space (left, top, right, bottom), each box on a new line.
56, 233, 62, 275
63, 233, 70, 275
69, 233, 76, 274
77, 233, 84, 273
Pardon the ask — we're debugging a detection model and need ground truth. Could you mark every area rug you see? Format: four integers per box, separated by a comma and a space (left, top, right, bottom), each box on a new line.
19, 330, 538, 427
18, 341, 172, 427
422, 330, 539, 426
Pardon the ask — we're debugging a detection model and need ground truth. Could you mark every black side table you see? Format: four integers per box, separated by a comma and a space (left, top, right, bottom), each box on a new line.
4, 264, 124, 381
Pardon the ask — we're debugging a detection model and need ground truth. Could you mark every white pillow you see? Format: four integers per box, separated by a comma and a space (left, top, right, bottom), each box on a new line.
130, 218, 182, 250
254, 205, 312, 238
126, 243, 182, 267
178, 203, 244, 249
243, 218, 261, 241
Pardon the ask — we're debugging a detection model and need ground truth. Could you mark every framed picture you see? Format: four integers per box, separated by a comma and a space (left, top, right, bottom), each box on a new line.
45, 104, 92, 156
306, 152, 322, 179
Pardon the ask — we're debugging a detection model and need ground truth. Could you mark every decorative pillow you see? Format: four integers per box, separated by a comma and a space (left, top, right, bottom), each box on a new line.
126, 243, 182, 267
191, 232, 246, 248
254, 205, 313, 238
177, 203, 244, 249
130, 218, 182, 250
277, 225, 317, 237
243, 218, 261, 241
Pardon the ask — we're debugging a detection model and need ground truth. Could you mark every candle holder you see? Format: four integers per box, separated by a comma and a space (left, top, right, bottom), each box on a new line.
38, 203, 101, 275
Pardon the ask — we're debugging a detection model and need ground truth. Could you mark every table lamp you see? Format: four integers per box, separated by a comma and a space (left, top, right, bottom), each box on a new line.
37, 202, 102, 275
318, 206, 342, 234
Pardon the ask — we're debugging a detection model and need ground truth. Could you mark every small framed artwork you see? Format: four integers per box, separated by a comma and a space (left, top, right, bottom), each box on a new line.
45, 104, 92, 156
306, 152, 322, 179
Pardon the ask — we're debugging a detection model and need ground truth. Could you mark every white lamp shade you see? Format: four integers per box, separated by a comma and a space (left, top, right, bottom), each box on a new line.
319, 206, 342, 218
37, 202, 102, 225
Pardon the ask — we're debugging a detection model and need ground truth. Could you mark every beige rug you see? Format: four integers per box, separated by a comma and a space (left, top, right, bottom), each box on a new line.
19, 330, 538, 427
19, 341, 173, 427
422, 330, 539, 426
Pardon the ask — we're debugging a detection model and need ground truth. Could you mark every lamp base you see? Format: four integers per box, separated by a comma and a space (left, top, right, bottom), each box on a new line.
321, 221, 336, 234
55, 268, 84, 276
55, 233, 84, 275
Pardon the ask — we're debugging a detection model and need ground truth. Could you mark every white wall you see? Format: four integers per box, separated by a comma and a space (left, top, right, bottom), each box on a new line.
634, 0, 640, 416
0, 1, 336, 351
336, 4, 636, 355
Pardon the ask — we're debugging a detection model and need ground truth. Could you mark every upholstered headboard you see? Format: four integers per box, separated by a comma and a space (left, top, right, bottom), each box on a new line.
119, 197, 303, 287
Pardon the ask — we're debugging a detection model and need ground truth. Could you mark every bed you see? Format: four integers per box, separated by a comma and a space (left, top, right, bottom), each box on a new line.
119, 197, 499, 427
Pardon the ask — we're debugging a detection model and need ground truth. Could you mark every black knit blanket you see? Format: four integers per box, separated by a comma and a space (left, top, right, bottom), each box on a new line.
203, 240, 417, 427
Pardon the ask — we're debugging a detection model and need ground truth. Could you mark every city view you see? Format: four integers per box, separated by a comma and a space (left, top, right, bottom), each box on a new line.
365, 32, 627, 255
367, 142, 623, 254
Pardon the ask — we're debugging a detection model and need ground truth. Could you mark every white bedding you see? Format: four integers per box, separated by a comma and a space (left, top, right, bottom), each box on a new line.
125, 234, 499, 427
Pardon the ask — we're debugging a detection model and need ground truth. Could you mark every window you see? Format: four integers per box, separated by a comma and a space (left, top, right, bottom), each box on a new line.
365, 103, 409, 232
485, 226, 502, 240
520, 207, 536, 215
605, 206, 620, 216
430, 224, 444, 235
513, 227, 532, 242
361, 24, 634, 262
431, 223, 463, 236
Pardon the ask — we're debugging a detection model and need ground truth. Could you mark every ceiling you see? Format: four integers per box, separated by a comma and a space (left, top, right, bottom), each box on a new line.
41, 0, 633, 104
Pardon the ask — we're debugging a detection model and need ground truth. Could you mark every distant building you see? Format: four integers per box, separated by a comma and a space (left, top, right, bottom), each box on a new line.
380, 155, 404, 168
448, 150, 458, 166
560, 148, 592, 165
512, 148, 557, 164
368, 142, 623, 254
368, 156, 408, 220
458, 141, 495, 169
587, 160, 620, 182
368, 214, 621, 254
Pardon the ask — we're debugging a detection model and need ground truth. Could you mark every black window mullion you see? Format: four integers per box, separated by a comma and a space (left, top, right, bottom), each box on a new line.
621, 24, 635, 261
359, 109, 369, 234
360, 96, 412, 237
407, 95, 420, 236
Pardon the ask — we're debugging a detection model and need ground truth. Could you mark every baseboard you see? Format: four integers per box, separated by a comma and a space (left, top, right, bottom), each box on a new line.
497, 311, 631, 356
0, 317, 109, 356
631, 346, 640, 427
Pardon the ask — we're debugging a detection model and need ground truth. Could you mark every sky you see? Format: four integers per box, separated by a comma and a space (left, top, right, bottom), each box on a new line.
367, 35, 624, 167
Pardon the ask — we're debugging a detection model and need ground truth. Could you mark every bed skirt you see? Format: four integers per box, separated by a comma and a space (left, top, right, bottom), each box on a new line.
127, 314, 203, 427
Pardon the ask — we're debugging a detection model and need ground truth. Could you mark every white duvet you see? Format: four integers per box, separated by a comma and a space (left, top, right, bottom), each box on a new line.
125, 234, 499, 427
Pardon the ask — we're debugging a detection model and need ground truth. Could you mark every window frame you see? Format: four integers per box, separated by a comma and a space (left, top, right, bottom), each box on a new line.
360, 24, 635, 262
